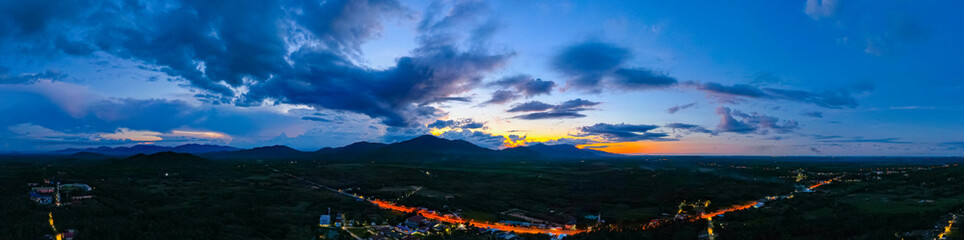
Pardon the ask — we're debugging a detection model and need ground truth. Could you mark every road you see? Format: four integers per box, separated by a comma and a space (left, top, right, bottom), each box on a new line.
265, 165, 589, 236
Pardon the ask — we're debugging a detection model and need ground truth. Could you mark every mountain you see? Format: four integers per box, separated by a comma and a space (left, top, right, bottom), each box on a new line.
315, 142, 387, 160
110, 151, 208, 167
502, 143, 622, 159
64, 152, 113, 161
370, 135, 495, 158
172, 144, 240, 154
49, 135, 622, 162
201, 145, 311, 161
54, 144, 239, 156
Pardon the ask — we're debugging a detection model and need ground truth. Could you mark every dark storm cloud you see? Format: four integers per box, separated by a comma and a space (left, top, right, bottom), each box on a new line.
0, 0, 512, 127
715, 106, 799, 134
574, 123, 674, 142
551, 41, 677, 92
667, 102, 697, 114
426, 119, 485, 129
0, 89, 207, 134
507, 98, 601, 120
488, 74, 556, 98
688, 81, 865, 109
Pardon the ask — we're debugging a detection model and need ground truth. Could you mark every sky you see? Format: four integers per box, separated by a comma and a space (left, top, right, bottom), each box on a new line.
1, 0, 963, 156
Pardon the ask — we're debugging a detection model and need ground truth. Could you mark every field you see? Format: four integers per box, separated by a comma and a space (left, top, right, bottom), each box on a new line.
1, 155, 963, 239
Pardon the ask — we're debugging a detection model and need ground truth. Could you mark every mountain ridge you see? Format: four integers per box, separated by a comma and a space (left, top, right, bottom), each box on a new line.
50, 135, 621, 161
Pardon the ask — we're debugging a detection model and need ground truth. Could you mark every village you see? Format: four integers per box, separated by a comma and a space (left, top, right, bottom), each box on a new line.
26, 179, 95, 240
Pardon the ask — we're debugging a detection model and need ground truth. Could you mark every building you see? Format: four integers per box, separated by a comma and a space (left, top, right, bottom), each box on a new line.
61, 183, 93, 192
319, 214, 332, 227
32, 187, 55, 194
30, 192, 53, 205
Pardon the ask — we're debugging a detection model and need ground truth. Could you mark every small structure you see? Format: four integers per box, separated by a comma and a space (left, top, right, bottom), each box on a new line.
319, 214, 332, 227
32, 187, 56, 194
29, 192, 53, 205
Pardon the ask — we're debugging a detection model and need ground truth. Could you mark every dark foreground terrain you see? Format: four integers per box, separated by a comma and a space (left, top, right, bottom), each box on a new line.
2, 144, 963, 239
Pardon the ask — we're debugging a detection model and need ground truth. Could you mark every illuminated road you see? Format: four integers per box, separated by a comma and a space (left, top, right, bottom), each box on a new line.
267, 165, 589, 236
269, 164, 839, 237
699, 202, 759, 220
48, 212, 63, 240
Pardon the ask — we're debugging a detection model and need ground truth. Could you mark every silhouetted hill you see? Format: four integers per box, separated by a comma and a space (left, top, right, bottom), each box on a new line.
54, 144, 239, 156
316, 142, 387, 160
202, 145, 311, 161
48, 135, 622, 162
65, 152, 113, 161
111, 151, 208, 167
171, 144, 240, 153
503, 143, 622, 159
386, 135, 494, 154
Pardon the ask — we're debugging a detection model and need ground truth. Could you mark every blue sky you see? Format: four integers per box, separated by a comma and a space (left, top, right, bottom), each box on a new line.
0, 0, 962, 156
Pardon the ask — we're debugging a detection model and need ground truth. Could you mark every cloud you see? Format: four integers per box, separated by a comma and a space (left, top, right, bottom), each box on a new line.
99, 128, 164, 142
715, 106, 799, 134
610, 68, 678, 90
302, 116, 332, 122
514, 111, 586, 120
0, 0, 513, 128
810, 134, 842, 140
551, 41, 676, 92
507, 101, 556, 113
818, 137, 912, 144
420, 97, 473, 106
2, 123, 233, 151
0, 70, 66, 84
488, 74, 555, 98
574, 123, 674, 142
667, 102, 697, 114
437, 129, 510, 149
804, 0, 837, 20
800, 111, 823, 118
426, 119, 485, 130
940, 141, 964, 150
688, 81, 865, 109
508, 98, 601, 120
664, 123, 714, 135
802, 1, 929, 56
481, 90, 520, 105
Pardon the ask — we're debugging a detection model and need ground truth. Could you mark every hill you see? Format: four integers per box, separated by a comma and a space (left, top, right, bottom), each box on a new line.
201, 145, 311, 161
55, 144, 239, 156
503, 143, 623, 159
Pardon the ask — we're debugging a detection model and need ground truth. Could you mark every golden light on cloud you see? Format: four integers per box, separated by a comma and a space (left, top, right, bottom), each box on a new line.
172, 130, 231, 140
99, 128, 163, 142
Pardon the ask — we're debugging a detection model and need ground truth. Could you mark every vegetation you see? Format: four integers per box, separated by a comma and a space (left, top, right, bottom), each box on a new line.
1, 152, 963, 239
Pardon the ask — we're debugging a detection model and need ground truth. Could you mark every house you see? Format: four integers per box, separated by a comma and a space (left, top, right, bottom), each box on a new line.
32, 187, 56, 194
61, 183, 93, 192
319, 215, 332, 227
404, 215, 428, 228
30, 192, 53, 205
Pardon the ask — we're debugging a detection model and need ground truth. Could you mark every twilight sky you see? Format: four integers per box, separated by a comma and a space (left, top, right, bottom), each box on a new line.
1, 0, 962, 156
